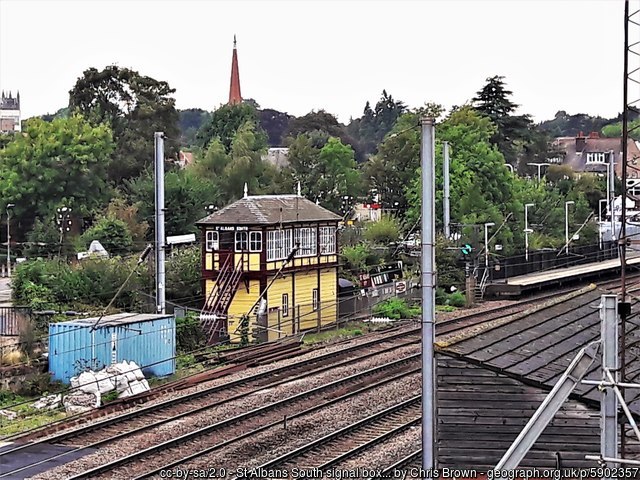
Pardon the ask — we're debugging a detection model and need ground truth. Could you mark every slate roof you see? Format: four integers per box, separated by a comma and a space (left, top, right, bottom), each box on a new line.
435, 283, 640, 467
553, 135, 640, 178
196, 195, 341, 226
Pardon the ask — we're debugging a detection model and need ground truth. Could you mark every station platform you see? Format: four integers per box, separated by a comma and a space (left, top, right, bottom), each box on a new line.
485, 254, 640, 297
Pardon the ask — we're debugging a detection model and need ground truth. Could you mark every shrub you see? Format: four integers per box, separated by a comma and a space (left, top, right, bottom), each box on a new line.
176, 313, 205, 354
445, 291, 466, 307
80, 217, 133, 256
372, 298, 420, 320
363, 216, 400, 245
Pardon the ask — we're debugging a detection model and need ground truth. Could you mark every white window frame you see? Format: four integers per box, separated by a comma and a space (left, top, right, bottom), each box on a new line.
319, 226, 336, 254
312, 288, 319, 311
586, 152, 606, 163
282, 293, 289, 317
235, 231, 248, 252
205, 231, 219, 251
249, 231, 262, 252
295, 227, 317, 257
266, 229, 293, 261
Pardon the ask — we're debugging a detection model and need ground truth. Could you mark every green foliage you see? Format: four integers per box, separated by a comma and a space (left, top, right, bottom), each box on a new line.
125, 168, 219, 237
258, 108, 292, 146
13, 257, 150, 311
104, 198, 149, 244
279, 135, 362, 211
81, 217, 133, 256
195, 103, 262, 151
445, 291, 466, 307
372, 298, 420, 319
69, 65, 180, 182
540, 110, 617, 138
349, 90, 407, 155
25, 217, 60, 259
179, 108, 212, 146
363, 216, 400, 244
601, 119, 640, 141
0, 116, 113, 224
176, 313, 205, 353
341, 244, 372, 274
166, 246, 201, 306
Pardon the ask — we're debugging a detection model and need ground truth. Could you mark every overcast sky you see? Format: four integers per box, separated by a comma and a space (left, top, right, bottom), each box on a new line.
0, 0, 629, 124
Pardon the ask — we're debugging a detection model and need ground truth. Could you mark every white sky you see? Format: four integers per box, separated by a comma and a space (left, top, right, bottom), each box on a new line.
0, 0, 628, 124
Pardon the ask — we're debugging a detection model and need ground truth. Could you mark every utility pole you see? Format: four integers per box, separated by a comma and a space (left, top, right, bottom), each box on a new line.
155, 132, 166, 314
609, 153, 616, 240
601, 295, 619, 468
443, 141, 450, 239
420, 117, 436, 470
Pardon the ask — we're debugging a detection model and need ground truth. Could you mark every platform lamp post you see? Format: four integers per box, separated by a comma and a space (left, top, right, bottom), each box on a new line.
484, 222, 495, 269
527, 163, 549, 183
524, 203, 534, 262
6, 203, 14, 277
565, 201, 575, 256
599, 198, 607, 250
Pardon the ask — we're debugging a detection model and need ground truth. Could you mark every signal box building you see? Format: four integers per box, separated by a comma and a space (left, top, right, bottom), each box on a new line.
196, 193, 340, 343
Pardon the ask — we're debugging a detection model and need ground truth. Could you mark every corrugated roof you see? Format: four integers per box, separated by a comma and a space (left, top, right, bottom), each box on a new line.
196, 195, 341, 226
60, 312, 174, 328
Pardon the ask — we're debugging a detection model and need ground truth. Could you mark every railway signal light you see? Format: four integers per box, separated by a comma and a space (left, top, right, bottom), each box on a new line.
461, 244, 472, 255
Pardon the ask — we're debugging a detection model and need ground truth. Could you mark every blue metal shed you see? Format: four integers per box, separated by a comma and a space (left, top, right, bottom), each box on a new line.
48, 313, 176, 383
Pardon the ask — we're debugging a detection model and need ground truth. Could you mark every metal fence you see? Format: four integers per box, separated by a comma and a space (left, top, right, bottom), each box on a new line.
486, 241, 619, 282
0, 306, 31, 337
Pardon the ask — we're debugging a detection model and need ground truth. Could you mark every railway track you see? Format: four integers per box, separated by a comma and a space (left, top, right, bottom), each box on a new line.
1, 335, 420, 479
66, 356, 421, 479
380, 449, 422, 475
7, 280, 623, 479
247, 396, 420, 474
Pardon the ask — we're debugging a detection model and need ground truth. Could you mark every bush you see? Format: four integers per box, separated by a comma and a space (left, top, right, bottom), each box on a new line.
81, 217, 134, 256
363, 216, 400, 245
176, 313, 205, 354
445, 291, 466, 307
166, 246, 201, 305
372, 298, 420, 320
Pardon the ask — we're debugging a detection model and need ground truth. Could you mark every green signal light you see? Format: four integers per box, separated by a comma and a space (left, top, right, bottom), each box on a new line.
461, 244, 472, 255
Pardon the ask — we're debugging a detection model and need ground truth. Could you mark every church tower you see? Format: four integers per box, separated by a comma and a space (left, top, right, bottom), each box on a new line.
228, 35, 242, 105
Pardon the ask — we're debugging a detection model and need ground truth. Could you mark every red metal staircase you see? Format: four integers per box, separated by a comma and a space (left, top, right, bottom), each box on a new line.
200, 255, 244, 344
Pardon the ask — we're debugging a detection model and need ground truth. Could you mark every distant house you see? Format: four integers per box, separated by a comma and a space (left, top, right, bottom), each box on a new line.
176, 151, 194, 169
0, 91, 21, 134
261, 147, 289, 169
552, 131, 640, 181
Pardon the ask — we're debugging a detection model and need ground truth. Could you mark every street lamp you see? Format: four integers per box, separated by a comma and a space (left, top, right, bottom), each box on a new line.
527, 163, 549, 182
484, 222, 495, 268
599, 198, 607, 249
565, 201, 575, 256
6, 204, 14, 277
524, 203, 535, 262
505, 164, 514, 174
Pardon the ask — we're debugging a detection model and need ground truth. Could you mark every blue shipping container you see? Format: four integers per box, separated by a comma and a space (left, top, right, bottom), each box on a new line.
48, 313, 176, 383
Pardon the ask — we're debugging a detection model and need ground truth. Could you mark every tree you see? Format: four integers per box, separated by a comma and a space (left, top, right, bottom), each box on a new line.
353, 90, 407, 156
25, 217, 60, 258
0, 116, 114, 234
280, 134, 361, 211
125, 169, 219, 237
178, 108, 212, 146
69, 65, 180, 182
195, 103, 262, 152
258, 108, 292, 146
472, 75, 533, 167
80, 217, 133, 256
104, 198, 149, 244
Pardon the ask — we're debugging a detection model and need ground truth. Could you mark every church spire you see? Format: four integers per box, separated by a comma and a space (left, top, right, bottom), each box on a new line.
228, 35, 242, 105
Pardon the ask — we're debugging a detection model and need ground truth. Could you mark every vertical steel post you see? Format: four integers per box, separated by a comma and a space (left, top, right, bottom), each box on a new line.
601, 294, 619, 470
6, 209, 10, 278
443, 141, 450, 239
609, 154, 616, 240
154, 132, 166, 314
420, 117, 436, 469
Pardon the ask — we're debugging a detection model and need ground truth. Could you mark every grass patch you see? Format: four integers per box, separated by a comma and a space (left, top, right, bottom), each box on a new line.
0, 392, 67, 437
436, 305, 457, 312
302, 321, 385, 347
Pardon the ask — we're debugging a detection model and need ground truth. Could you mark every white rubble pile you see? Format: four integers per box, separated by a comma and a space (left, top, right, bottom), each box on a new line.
0, 409, 17, 420
31, 393, 62, 410
65, 360, 150, 414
